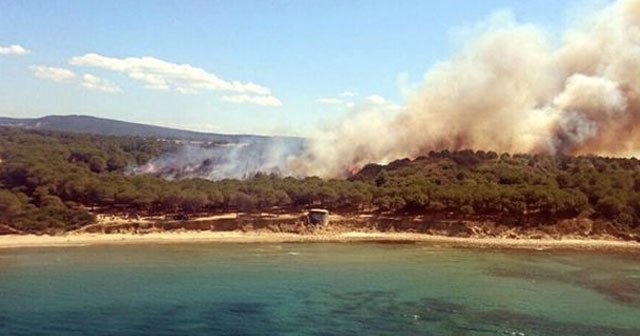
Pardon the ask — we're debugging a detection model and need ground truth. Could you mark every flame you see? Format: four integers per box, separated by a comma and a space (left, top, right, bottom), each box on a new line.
347, 165, 361, 176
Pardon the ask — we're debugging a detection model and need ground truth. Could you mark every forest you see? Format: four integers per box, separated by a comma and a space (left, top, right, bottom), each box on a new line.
1, 126, 640, 234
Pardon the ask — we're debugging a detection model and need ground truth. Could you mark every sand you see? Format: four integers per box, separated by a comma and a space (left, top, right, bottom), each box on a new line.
0, 231, 639, 251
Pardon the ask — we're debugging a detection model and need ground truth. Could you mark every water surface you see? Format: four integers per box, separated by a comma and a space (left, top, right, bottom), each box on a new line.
1, 243, 639, 335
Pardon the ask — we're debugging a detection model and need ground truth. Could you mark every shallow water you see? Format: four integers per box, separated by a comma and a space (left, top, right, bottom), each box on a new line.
0, 243, 639, 335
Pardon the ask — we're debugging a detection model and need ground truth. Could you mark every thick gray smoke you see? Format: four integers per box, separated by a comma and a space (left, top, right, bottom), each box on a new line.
294, 0, 640, 177
137, 0, 640, 180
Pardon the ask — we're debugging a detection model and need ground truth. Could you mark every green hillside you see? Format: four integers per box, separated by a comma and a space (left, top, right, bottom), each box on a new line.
1, 127, 639, 235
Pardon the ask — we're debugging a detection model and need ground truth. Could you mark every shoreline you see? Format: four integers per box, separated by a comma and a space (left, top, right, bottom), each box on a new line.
0, 231, 639, 251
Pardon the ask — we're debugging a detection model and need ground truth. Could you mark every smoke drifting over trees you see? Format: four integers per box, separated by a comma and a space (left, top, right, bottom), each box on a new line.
295, 0, 640, 177
118, 0, 640, 181
132, 139, 305, 180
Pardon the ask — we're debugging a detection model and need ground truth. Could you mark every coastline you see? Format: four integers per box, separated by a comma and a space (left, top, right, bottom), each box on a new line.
0, 231, 639, 251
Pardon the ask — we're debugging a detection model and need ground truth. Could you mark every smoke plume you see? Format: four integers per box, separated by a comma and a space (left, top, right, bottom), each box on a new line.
135, 0, 640, 180
294, 0, 640, 177
132, 138, 304, 180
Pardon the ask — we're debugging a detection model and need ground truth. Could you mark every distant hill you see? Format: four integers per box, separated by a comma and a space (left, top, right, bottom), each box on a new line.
0, 115, 302, 144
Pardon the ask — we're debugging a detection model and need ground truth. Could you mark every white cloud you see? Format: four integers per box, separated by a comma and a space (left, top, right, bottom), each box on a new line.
29, 65, 76, 82
316, 90, 357, 106
30, 65, 121, 93
367, 94, 387, 105
222, 94, 283, 107
69, 53, 273, 96
315, 97, 343, 105
0, 44, 30, 55
129, 71, 170, 91
81, 74, 121, 93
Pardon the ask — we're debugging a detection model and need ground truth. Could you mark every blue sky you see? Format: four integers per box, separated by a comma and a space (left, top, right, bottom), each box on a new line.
0, 0, 581, 136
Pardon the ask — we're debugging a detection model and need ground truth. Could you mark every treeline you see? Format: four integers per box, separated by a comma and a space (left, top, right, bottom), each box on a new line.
2, 127, 640, 233
0, 127, 179, 231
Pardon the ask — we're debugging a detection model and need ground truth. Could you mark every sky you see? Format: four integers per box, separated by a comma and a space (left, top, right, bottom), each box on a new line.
0, 0, 586, 136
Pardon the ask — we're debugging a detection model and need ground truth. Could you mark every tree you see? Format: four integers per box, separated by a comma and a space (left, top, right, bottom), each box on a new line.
181, 191, 208, 212
230, 192, 258, 212
89, 156, 107, 173
0, 189, 22, 220
375, 170, 389, 187
596, 195, 623, 219
107, 156, 128, 172
40, 195, 66, 209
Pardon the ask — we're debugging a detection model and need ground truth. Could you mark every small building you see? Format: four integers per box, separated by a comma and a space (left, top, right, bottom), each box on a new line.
307, 209, 329, 225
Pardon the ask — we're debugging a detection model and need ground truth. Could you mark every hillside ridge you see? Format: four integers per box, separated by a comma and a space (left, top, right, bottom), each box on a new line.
0, 114, 303, 143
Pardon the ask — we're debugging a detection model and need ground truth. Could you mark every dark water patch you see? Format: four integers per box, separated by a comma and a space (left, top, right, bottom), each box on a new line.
0, 301, 280, 336
472, 309, 640, 336
295, 290, 463, 335
0, 315, 10, 336
196, 301, 280, 335
486, 260, 640, 307
592, 279, 640, 307
291, 288, 640, 335
311, 290, 640, 335
299, 290, 474, 335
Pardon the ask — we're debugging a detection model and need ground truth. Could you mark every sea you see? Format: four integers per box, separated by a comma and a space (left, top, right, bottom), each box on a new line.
0, 242, 639, 335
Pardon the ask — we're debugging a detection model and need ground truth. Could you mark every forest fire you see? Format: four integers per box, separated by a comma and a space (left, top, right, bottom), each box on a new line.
131, 139, 304, 180
132, 0, 640, 181
347, 165, 361, 176
289, 0, 640, 178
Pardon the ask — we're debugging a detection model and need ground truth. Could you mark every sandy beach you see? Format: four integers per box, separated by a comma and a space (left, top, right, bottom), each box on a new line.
0, 231, 639, 251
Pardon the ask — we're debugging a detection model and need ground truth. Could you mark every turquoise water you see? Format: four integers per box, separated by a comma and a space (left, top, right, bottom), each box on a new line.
0, 243, 639, 335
